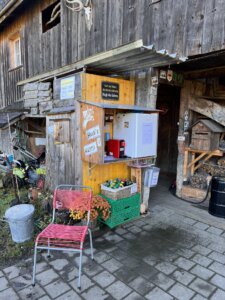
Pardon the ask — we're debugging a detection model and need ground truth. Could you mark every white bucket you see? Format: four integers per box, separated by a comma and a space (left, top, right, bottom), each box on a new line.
5, 204, 35, 243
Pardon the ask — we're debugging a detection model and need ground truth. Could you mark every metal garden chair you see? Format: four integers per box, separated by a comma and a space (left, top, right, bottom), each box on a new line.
32, 184, 93, 289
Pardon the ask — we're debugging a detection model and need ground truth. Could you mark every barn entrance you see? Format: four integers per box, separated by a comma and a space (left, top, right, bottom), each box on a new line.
156, 84, 181, 177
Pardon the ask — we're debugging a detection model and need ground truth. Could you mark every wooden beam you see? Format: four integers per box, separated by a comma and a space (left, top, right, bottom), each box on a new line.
189, 97, 225, 126
0, 0, 24, 24
17, 40, 144, 86
184, 66, 225, 80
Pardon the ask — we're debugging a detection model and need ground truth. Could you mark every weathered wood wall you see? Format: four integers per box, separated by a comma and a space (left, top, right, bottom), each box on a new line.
1, 0, 225, 106
46, 110, 82, 190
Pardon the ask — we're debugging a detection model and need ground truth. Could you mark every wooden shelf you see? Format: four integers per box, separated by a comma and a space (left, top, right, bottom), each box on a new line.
183, 147, 223, 179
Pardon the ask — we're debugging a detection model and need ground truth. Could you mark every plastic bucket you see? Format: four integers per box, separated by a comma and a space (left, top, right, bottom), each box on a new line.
5, 204, 35, 243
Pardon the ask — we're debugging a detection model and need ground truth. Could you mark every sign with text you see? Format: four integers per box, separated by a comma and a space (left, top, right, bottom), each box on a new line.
60, 76, 75, 100
101, 81, 119, 101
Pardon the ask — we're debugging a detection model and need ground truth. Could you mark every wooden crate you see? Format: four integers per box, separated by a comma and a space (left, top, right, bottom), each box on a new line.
181, 186, 208, 201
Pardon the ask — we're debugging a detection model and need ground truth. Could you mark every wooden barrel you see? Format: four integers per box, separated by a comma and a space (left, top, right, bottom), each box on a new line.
208, 177, 225, 218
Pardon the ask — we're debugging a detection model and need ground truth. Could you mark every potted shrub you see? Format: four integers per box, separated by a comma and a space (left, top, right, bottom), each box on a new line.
69, 195, 111, 228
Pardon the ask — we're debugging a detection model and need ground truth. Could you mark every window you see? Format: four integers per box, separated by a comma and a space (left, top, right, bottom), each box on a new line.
42, 0, 61, 33
9, 32, 22, 69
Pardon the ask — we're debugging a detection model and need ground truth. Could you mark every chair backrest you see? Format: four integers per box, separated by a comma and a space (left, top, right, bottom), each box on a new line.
52, 185, 92, 223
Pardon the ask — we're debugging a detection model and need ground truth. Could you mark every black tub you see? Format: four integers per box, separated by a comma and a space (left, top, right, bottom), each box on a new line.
208, 177, 225, 218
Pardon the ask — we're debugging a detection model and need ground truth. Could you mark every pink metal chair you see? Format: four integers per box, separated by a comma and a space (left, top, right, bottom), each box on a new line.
32, 185, 93, 289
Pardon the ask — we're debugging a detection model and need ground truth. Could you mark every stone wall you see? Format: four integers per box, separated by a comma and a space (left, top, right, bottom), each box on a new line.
23, 82, 53, 115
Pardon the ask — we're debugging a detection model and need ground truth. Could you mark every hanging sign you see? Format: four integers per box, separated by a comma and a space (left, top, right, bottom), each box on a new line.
86, 125, 100, 140
84, 142, 98, 156
167, 70, 173, 82
101, 81, 119, 100
60, 76, 75, 100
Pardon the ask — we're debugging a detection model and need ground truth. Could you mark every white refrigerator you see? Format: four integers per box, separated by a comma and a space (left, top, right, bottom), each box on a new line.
113, 113, 158, 158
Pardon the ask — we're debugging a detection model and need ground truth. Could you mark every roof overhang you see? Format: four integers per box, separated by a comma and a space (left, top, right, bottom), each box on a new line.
0, 111, 24, 129
18, 39, 187, 86
79, 100, 162, 113
0, 0, 24, 25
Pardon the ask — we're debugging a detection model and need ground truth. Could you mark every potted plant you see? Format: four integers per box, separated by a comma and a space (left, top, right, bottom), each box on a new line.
69, 195, 111, 228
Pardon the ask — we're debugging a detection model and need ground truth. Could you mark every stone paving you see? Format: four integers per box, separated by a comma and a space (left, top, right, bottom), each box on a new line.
1, 180, 225, 299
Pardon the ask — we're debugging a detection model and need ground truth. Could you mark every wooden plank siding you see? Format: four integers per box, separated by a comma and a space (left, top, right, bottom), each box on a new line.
1, 0, 225, 106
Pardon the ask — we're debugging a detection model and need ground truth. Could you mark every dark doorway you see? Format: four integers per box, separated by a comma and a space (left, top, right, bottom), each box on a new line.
156, 84, 180, 175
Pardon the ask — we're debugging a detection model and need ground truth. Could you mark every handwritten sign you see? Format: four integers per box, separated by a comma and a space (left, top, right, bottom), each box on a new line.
101, 81, 119, 101
86, 125, 100, 140
84, 142, 98, 156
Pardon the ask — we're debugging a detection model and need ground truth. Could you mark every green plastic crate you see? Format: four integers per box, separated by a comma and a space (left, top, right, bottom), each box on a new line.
99, 193, 140, 228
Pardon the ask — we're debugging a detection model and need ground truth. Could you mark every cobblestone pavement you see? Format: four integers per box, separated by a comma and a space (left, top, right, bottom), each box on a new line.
1, 179, 225, 300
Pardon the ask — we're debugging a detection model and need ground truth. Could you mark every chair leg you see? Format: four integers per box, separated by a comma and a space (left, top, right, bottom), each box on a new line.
47, 239, 51, 257
88, 228, 94, 260
77, 247, 83, 289
32, 244, 38, 286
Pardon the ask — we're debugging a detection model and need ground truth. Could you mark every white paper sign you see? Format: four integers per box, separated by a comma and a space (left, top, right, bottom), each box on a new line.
142, 123, 153, 145
97, 137, 102, 147
86, 125, 100, 140
84, 142, 98, 156
131, 184, 137, 194
60, 76, 75, 100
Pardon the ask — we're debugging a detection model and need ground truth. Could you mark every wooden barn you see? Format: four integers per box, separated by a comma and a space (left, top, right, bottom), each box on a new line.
1, 0, 225, 198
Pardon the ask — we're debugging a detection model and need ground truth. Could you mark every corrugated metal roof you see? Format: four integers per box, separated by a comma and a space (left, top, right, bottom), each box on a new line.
18, 40, 187, 85
191, 119, 225, 133
0, 112, 23, 128
79, 100, 161, 112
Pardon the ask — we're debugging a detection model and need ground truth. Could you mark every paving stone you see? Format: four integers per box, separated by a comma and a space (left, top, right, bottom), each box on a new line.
81, 286, 108, 300
210, 289, 225, 300
210, 274, 225, 290
171, 270, 195, 285
83, 260, 103, 277
192, 294, 207, 300
106, 280, 132, 300
123, 232, 137, 240
36, 262, 49, 274
0, 277, 9, 291
128, 276, 154, 296
55, 289, 82, 299
150, 272, 175, 291
145, 286, 173, 300
71, 274, 94, 293
0, 271, 3, 278
192, 253, 213, 267
173, 257, 195, 271
104, 246, 118, 253
44, 279, 70, 298
3, 265, 20, 280
189, 278, 216, 298
18, 283, 45, 299
207, 242, 225, 254
193, 222, 209, 231
132, 219, 146, 227
36, 269, 59, 286
183, 217, 197, 225
206, 226, 223, 236
143, 255, 159, 266
133, 262, 158, 280
128, 226, 142, 234
11, 274, 32, 291
101, 258, 123, 273
176, 248, 195, 259
190, 264, 214, 280
39, 296, 51, 300
123, 291, 144, 299
93, 270, 116, 288
104, 234, 124, 243
0, 287, 19, 300
168, 282, 195, 300
192, 245, 212, 256
208, 251, 225, 264
209, 261, 225, 277
122, 257, 141, 268
114, 227, 128, 235
155, 261, 177, 275
60, 266, 79, 282
109, 248, 128, 261
49, 258, 69, 271
114, 267, 137, 283
93, 251, 111, 264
